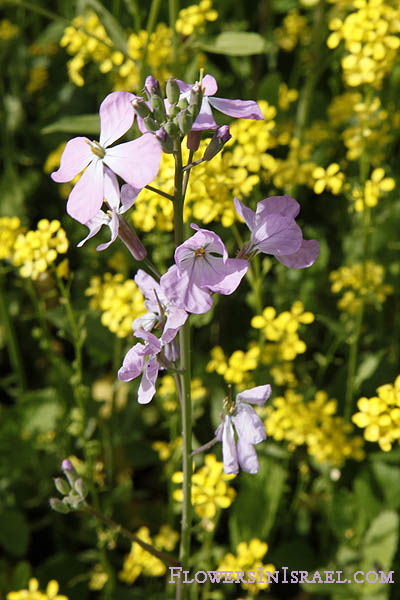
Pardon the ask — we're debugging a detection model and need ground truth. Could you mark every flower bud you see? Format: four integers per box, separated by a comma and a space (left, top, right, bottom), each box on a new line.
49, 497, 71, 514
189, 83, 203, 120
131, 98, 151, 120
61, 459, 77, 487
177, 109, 193, 136
178, 97, 189, 110
203, 125, 232, 161
187, 131, 201, 152
74, 478, 88, 499
166, 78, 180, 105
54, 477, 70, 496
117, 215, 147, 260
144, 75, 162, 100
155, 127, 174, 153
143, 116, 160, 133
150, 95, 166, 120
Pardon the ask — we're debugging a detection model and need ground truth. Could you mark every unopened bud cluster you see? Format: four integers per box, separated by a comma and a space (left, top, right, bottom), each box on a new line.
50, 459, 88, 514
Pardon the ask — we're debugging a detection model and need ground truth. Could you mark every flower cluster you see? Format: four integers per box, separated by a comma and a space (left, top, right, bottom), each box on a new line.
119, 525, 179, 584
85, 273, 146, 337
266, 390, 365, 465
330, 261, 393, 314
206, 345, 259, 387
7, 579, 68, 600
217, 539, 275, 594
172, 454, 236, 525
156, 374, 206, 414
12, 219, 69, 280
0, 216, 24, 260
352, 375, 400, 451
275, 9, 311, 52
312, 163, 345, 195
176, 0, 218, 36
327, 0, 400, 88
351, 167, 395, 212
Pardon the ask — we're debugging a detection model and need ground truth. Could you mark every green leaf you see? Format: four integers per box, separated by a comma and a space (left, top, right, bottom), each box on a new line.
19, 388, 63, 435
41, 114, 100, 135
371, 462, 400, 509
354, 351, 385, 391
194, 32, 267, 56
0, 509, 29, 556
362, 511, 398, 571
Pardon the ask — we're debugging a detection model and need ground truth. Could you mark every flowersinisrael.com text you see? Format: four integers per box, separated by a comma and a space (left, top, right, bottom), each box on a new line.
169, 566, 394, 585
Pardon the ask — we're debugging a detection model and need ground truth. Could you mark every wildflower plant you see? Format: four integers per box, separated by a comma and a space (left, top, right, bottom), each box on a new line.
47, 71, 318, 599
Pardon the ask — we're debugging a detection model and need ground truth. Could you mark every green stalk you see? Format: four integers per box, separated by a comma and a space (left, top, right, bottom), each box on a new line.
0, 273, 26, 393
168, 0, 179, 74
172, 141, 192, 599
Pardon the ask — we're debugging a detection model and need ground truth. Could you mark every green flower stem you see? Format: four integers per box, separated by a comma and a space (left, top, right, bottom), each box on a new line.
83, 503, 180, 567
168, 0, 179, 74
172, 140, 193, 599
0, 273, 26, 393
55, 274, 83, 387
145, 185, 175, 202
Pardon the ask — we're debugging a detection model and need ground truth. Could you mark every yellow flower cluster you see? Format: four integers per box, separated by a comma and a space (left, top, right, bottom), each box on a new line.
119, 525, 179, 584
327, 0, 400, 88
278, 83, 299, 111
152, 437, 182, 461
85, 273, 146, 337
330, 261, 393, 314
172, 454, 235, 522
252, 301, 314, 362
266, 390, 365, 465
275, 9, 311, 52
217, 539, 275, 594
176, 0, 218, 36
271, 138, 317, 192
133, 137, 260, 231
0, 19, 19, 40
156, 373, 206, 413
352, 375, 400, 451
0, 216, 24, 260
206, 345, 259, 387
7, 579, 67, 600
312, 163, 345, 195
12, 220, 69, 280
27, 65, 48, 94
351, 167, 395, 211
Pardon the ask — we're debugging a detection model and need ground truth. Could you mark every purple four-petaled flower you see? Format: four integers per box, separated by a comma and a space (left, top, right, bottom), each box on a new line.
234, 195, 320, 268
216, 385, 271, 475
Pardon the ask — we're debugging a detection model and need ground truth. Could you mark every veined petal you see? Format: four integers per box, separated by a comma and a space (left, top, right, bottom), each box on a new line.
103, 167, 120, 211
138, 357, 159, 404
192, 98, 218, 131
131, 312, 158, 333
103, 134, 161, 189
135, 269, 161, 311
276, 239, 320, 269
234, 197, 257, 230
99, 91, 136, 148
202, 256, 249, 295
118, 343, 145, 381
221, 417, 239, 475
162, 306, 188, 344
96, 209, 119, 251
236, 437, 260, 474
252, 214, 303, 256
66, 159, 104, 224
232, 404, 266, 444
77, 211, 109, 247
134, 328, 162, 355
256, 195, 300, 219
160, 266, 213, 314
202, 74, 218, 96
120, 184, 141, 213
209, 97, 264, 120
237, 384, 272, 406
51, 137, 92, 182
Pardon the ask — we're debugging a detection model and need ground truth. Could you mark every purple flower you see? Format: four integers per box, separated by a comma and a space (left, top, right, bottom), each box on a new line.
118, 329, 163, 404
77, 167, 140, 251
176, 74, 264, 130
216, 385, 271, 474
51, 91, 161, 224
234, 195, 320, 269
132, 269, 188, 344
160, 224, 249, 314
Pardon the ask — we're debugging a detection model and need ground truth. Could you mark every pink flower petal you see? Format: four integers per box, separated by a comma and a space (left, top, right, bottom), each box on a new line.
236, 384, 272, 406
51, 137, 92, 183
99, 91, 136, 148
66, 159, 104, 224
232, 404, 266, 445
234, 197, 257, 230
138, 356, 159, 404
252, 214, 303, 256
202, 74, 218, 96
236, 437, 260, 473
202, 257, 249, 295
120, 184, 141, 213
208, 97, 264, 120
192, 98, 218, 131
277, 239, 320, 269
103, 134, 161, 189
77, 211, 109, 247
118, 344, 145, 381
103, 167, 120, 211
221, 417, 239, 475
256, 195, 300, 219
96, 210, 119, 251
160, 266, 213, 314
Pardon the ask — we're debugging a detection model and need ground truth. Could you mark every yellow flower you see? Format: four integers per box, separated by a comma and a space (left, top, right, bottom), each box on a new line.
0, 216, 24, 260
278, 83, 299, 111
352, 168, 395, 211
275, 9, 311, 51
0, 19, 19, 40
312, 163, 345, 195
352, 375, 400, 451
176, 0, 218, 36
7, 578, 68, 600
217, 539, 275, 594
12, 220, 69, 280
